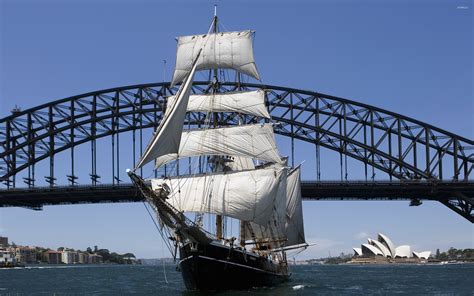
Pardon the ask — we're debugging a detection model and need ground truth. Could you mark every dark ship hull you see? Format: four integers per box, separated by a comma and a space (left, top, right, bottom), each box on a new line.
179, 241, 289, 290
127, 171, 291, 291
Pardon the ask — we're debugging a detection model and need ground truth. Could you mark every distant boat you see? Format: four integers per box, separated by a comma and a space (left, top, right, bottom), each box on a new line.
440, 260, 464, 265
128, 7, 307, 291
0, 261, 24, 268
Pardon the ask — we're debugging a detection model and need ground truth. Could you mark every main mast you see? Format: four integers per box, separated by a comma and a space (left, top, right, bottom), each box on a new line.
212, 5, 224, 241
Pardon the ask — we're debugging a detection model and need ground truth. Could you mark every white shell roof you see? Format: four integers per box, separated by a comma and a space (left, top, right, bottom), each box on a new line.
378, 233, 396, 257
353, 233, 430, 260
413, 251, 431, 259
395, 245, 411, 258
361, 244, 384, 256
370, 240, 392, 257
353, 248, 363, 256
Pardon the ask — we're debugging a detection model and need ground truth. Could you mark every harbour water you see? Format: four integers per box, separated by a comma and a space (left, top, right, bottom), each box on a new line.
1, 264, 473, 295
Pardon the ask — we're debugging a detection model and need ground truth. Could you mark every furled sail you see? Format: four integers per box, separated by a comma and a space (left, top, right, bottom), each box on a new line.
154, 124, 282, 168
150, 166, 286, 226
171, 30, 260, 86
135, 51, 201, 169
165, 90, 270, 119
283, 166, 305, 246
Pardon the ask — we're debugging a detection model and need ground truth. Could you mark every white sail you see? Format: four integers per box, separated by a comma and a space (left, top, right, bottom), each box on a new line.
135, 52, 200, 169
227, 156, 255, 171
243, 166, 305, 247
154, 124, 282, 168
171, 30, 260, 86
283, 166, 306, 246
165, 90, 270, 119
150, 167, 286, 226
242, 162, 287, 244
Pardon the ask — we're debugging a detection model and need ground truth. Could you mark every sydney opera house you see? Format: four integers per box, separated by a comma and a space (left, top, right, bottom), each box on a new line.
351, 233, 431, 263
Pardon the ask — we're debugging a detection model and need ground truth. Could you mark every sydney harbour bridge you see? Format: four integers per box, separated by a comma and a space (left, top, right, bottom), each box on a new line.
0, 81, 473, 222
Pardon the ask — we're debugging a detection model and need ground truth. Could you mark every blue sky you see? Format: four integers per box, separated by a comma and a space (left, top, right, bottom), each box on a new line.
0, 0, 472, 259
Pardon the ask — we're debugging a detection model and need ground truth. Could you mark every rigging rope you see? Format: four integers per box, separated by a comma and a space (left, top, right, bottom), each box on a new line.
161, 238, 169, 284
142, 202, 174, 254
141, 201, 172, 285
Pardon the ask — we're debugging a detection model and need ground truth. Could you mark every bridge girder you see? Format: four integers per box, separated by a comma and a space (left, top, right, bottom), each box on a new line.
0, 181, 472, 222
0, 82, 473, 221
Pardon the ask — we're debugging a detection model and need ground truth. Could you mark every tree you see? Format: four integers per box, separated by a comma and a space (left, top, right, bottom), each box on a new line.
94, 245, 98, 253
96, 249, 111, 262
447, 247, 457, 259
36, 248, 46, 262
438, 252, 448, 261
86, 247, 92, 254
462, 249, 473, 259
435, 249, 440, 259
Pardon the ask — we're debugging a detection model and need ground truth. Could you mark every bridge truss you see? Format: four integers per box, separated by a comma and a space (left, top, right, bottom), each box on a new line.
0, 82, 473, 221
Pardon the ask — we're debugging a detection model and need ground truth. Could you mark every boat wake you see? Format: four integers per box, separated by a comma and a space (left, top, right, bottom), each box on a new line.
292, 284, 305, 290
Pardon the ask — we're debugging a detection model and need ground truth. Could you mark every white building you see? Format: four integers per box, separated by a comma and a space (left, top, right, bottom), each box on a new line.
353, 233, 431, 260
78, 252, 89, 264
0, 250, 16, 266
61, 250, 76, 264
14, 246, 37, 264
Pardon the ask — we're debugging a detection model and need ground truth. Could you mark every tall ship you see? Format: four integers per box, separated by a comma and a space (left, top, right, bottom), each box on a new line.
128, 8, 307, 290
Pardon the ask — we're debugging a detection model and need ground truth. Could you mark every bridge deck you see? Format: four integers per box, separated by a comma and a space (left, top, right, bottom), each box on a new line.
0, 180, 472, 207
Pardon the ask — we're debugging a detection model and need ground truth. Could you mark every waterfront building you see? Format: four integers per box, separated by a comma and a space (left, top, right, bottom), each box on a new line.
88, 253, 103, 264
61, 250, 78, 264
14, 246, 37, 264
78, 252, 89, 264
43, 250, 62, 264
0, 250, 16, 266
0, 236, 8, 247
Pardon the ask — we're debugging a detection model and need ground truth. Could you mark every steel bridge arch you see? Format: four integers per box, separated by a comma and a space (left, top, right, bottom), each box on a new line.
1, 81, 473, 186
